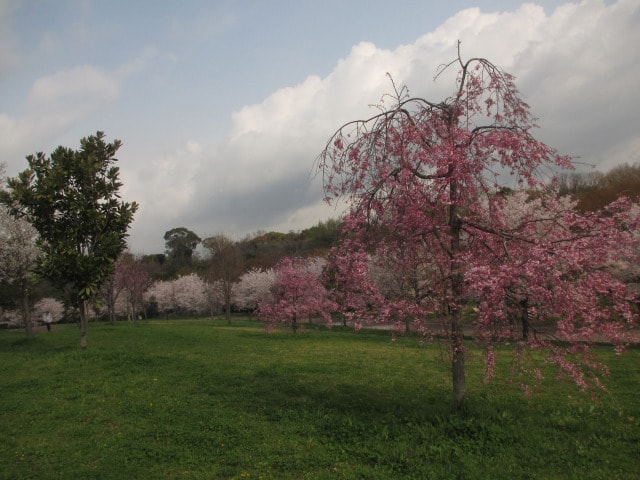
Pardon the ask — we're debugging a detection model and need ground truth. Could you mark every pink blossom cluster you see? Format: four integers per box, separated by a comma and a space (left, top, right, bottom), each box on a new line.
257, 256, 336, 333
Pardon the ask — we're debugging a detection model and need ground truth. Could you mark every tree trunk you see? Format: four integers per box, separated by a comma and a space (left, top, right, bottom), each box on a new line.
520, 298, 530, 340
79, 300, 88, 349
449, 174, 466, 410
21, 279, 34, 339
292, 313, 298, 334
451, 307, 466, 411
225, 301, 231, 324
225, 282, 232, 325
109, 289, 116, 325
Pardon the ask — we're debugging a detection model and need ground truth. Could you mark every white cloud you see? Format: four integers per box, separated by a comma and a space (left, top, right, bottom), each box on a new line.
139, 140, 204, 217
0, 65, 120, 166
510, 0, 640, 166
26, 65, 119, 120
4, 1, 639, 254
175, 0, 640, 250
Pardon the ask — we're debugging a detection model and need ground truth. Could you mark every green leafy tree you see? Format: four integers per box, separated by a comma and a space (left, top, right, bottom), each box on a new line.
1, 132, 138, 348
163, 227, 201, 275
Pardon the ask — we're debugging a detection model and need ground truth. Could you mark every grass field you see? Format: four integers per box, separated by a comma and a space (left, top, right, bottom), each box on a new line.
1, 319, 638, 479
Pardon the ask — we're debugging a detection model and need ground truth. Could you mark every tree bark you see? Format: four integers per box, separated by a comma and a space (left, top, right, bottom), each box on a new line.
451, 307, 466, 410
79, 300, 88, 349
225, 280, 232, 325
21, 279, 34, 339
449, 174, 466, 410
520, 298, 530, 340
225, 297, 232, 325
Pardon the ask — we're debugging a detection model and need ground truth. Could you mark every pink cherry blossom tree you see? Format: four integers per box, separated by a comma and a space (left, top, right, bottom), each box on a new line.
109, 252, 152, 322
323, 242, 384, 330
317, 45, 639, 409
257, 256, 336, 333
467, 191, 639, 392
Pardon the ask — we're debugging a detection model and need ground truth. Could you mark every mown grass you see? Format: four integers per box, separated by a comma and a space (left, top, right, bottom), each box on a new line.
0, 319, 638, 479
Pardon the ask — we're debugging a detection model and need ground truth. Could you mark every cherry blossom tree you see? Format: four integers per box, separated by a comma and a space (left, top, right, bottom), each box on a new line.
0, 209, 40, 337
32, 297, 65, 325
145, 280, 175, 317
173, 274, 209, 315
258, 256, 336, 333
145, 274, 208, 318
324, 245, 383, 329
111, 252, 152, 321
0, 164, 41, 338
235, 268, 276, 316
467, 191, 639, 392
317, 45, 638, 409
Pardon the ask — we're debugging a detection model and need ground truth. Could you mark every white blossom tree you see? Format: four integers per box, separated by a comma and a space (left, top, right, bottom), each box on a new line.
32, 297, 65, 326
145, 274, 209, 317
172, 274, 209, 315
235, 268, 276, 315
0, 164, 41, 337
145, 280, 175, 317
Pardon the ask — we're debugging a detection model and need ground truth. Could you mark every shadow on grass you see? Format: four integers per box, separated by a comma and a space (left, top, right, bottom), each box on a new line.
2, 321, 638, 479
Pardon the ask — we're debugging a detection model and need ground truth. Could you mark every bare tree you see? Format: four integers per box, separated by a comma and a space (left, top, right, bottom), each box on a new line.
203, 235, 243, 324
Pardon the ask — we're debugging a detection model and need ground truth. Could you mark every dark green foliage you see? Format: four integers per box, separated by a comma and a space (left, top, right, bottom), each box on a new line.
298, 218, 341, 252
2, 132, 137, 301
139, 253, 167, 280
164, 227, 201, 263
239, 219, 342, 270
0, 320, 638, 479
1, 132, 137, 347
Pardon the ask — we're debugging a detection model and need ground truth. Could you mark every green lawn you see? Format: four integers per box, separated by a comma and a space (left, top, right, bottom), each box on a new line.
1, 319, 638, 479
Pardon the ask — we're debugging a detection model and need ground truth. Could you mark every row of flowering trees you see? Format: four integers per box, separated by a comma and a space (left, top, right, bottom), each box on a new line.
99, 254, 331, 329
1, 297, 65, 329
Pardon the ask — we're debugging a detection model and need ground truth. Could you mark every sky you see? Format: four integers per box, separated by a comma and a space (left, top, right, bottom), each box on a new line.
1, 0, 639, 254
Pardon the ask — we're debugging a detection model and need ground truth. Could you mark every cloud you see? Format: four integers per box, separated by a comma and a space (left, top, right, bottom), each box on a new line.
510, 0, 640, 169
0, 65, 120, 164
168, 43, 392, 239
26, 65, 119, 121
3, 1, 639, 254
168, 0, 639, 251
142, 140, 204, 217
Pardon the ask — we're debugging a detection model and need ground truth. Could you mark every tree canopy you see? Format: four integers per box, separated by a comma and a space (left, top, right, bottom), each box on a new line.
163, 227, 201, 274
1, 131, 138, 348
